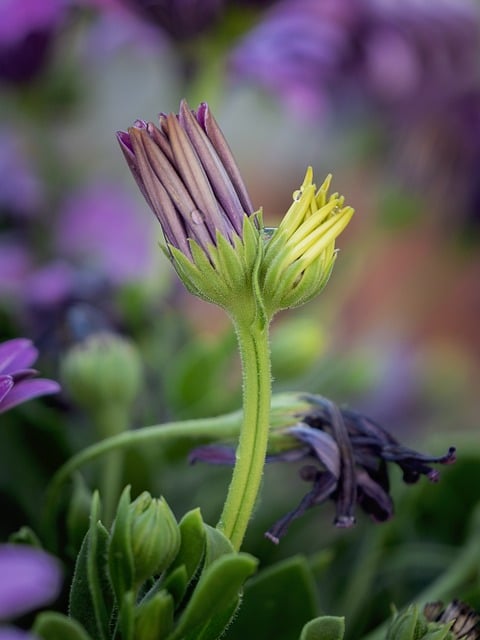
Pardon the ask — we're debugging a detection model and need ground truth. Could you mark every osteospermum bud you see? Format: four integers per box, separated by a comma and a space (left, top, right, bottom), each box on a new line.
117, 100, 263, 317
129, 492, 180, 584
61, 332, 142, 413
260, 168, 354, 314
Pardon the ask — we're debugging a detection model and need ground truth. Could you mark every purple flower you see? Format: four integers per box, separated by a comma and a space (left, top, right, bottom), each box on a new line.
0, 0, 67, 84
0, 544, 62, 620
0, 338, 60, 414
424, 600, 480, 639
190, 394, 456, 543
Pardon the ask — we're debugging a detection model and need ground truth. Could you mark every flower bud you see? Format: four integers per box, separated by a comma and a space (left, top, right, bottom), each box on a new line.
129, 492, 180, 585
61, 332, 142, 413
260, 168, 353, 315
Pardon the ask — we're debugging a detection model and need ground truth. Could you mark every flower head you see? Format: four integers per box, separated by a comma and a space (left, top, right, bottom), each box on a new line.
117, 100, 262, 313
0, 544, 62, 620
0, 338, 60, 414
260, 168, 354, 313
190, 393, 455, 542
424, 601, 480, 639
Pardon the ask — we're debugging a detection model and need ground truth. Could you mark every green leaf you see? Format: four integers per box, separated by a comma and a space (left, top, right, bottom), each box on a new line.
33, 611, 93, 640
163, 564, 189, 607
69, 493, 112, 640
224, 555, 318, 640
168, 508, 206, 584
203, 523, 234, 567
166, 553, 257, 640
185, 597, 240, 640
118, 590, 136, 640
300, 616, 345, 640
135, 590, 175, 640
107, 485, 134, 604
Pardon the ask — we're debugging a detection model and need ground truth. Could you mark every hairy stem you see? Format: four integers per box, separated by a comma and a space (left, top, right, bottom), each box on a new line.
217, 317, 271, 550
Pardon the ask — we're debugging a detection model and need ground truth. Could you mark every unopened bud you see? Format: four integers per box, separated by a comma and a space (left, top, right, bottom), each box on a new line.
61, 332, 142, 413
129, 492, 180, 584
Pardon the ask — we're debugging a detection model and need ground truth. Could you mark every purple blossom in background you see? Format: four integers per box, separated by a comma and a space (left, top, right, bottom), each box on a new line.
0, 0, 67, 84
0, 338, 60, 414
55, 182, 157, 285
229, 0, 480, 118
0, 130, 44, 218
0, 628, 36, 640
0, 544, 62, 621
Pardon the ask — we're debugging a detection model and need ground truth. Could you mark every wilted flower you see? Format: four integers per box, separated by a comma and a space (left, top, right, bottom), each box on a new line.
117, 99, 262, 313
424, 601, 480, 640
0, 544, 62, 621
190, 393, 455, 542
0, 338, 60, 414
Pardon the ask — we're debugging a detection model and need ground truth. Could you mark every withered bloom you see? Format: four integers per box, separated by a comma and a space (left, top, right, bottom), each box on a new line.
190, 393, 456, 543
424, 601, 480, 639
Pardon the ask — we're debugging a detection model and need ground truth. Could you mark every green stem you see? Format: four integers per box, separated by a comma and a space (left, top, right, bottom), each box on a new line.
43, 410, 243, 548
93, 405, 130, 527
217, 317, 271, 551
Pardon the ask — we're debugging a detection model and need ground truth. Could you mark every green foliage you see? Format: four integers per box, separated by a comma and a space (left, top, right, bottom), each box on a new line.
300, 616, 345, 640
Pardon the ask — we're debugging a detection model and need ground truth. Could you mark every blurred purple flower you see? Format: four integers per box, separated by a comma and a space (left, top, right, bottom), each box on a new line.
0, 0, 67, 84
0, 544, 62, 621
0, 130, 44, 217
190, 394, 456, 542
229, 0, 480, 118
55, 182, 157, 284
0, 338, 60, 413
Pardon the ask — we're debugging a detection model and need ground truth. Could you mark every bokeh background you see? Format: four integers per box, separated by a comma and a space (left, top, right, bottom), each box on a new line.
1, 1, 480, 637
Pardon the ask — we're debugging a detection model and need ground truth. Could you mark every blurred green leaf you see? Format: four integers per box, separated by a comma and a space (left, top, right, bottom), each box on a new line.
163, 564, 189, 607
33, 611, 93, 640
225, 555, 319, 640
167, 553, 257, 640
169, 508, 206, 583
135, 589, 175, 640
107, 486, 134, 604
300, 616, 345, 640
203, 523, 235, 567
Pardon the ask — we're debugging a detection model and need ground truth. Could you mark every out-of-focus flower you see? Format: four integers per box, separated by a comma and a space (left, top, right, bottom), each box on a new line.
0, 0, 67, 84
424, 601, 480, 639
229, 0, 480, 118
119, 0, 224, 41
0, 544, 62, 620
190, 393, 455, 542
0, 338, 60, 413
0, 130, 44, 217
117, 100, 261, 312
229, 0, 358, 118
55, 182, 157, 285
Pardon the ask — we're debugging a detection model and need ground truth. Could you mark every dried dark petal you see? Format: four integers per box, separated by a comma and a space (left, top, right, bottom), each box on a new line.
189, 445, 236, 465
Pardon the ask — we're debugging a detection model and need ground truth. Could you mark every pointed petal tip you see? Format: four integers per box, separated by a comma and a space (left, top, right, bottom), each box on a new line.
264, 531, 280, 545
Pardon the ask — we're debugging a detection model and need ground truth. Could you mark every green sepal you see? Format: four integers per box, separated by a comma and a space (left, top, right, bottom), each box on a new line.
135, 590, 175, 640
107, 486, 134, 605
224, 555, 318, 640
299, 616, 345, 640
168, 508, 206, 584
166, 552, 258, 640
118, 590, 136, 640
8, 525, 42, 547
241, 211, 263, 274
162, 564, 189, 607
203, 523, 235, 567
33, 611, 93, 640
69, 492, 112, 640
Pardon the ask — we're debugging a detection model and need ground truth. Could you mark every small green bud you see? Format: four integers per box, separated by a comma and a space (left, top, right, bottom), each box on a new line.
129, 492, 181, 585
386, 605, 456, 640
61, 332, 142, 413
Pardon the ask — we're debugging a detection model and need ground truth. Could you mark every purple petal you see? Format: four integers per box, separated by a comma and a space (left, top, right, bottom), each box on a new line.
0, 376, 14, 403
0, 628, 38, 640
189, 445, 236, 465
0, 379, 60, 413
0, 545, 62, 620
0, 339, 37, 374
287, 424, 340, 476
